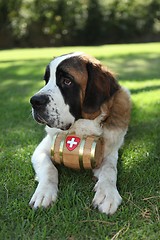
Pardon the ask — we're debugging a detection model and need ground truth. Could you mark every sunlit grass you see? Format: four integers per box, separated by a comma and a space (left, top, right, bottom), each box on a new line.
1, 42, 160, 61
0, 43, 160, 240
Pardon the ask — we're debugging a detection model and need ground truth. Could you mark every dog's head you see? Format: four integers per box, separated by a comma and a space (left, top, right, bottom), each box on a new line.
30, 52, 120, 130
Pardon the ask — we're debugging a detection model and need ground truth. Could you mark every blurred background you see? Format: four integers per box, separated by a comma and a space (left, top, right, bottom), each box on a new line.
0, 0, 160, 48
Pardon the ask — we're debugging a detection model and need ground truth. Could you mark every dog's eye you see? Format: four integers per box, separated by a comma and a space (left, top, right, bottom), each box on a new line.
63, 78, 72, 86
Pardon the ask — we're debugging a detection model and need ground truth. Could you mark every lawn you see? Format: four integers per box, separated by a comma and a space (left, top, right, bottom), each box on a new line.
0, 43, 160, 240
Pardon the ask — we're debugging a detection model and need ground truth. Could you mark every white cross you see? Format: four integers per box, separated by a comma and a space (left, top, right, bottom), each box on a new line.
67, 138, 78, 148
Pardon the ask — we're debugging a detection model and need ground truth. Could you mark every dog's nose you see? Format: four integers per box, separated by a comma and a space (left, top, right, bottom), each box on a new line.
30, 95, 49, 109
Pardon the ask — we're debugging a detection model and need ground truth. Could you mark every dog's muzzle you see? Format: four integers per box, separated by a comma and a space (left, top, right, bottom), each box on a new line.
30, 94, 72, 130
30, 94, 50, 125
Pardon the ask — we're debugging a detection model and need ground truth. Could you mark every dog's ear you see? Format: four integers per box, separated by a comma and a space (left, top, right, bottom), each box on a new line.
82, 61, 120, 113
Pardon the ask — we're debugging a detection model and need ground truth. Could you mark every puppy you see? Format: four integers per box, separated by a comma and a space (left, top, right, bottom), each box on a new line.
29, 52, 131, 215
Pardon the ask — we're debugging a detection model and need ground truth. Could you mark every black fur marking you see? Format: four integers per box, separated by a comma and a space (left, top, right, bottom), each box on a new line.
83, 62, 120, 113
56, 67, 82, 120
43, 65, 50, 84
82, 63, 105, 113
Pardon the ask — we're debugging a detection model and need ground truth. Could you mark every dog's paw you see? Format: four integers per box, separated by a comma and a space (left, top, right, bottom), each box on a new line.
70, 119, 103, 136
29, 182, 58, 209
92, 181, 122, 215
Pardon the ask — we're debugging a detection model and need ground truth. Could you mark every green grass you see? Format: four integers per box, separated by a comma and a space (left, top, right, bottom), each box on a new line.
0, 43, 160, 240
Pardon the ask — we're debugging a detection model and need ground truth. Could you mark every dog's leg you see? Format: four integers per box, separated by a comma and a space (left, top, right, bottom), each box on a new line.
92, 129, 127, 215
29, 134, 58, 209
93, 151, 122, 215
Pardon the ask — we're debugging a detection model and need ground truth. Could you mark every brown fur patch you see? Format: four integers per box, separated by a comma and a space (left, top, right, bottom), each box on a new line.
103, 87, 131, 129
82, 110, 101, 120
58, 56, 88, 106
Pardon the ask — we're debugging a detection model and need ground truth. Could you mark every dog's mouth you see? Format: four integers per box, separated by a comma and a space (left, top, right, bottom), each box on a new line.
61, 123, 72, 130
33, 111, 72, 130
33, 112, 49, 125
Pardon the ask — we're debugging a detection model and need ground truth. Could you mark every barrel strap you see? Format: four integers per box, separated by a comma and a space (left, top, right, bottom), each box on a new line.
90, 137, 98, 168
59, 134, 66, 165
78, 137, 86, 169
51, 133, 58, 159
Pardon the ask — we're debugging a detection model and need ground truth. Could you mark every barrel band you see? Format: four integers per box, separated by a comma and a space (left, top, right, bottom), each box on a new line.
51, 133, 58, 158
90, 138, 98, 168
59, 134, 67, 165
78, 137, 86, 169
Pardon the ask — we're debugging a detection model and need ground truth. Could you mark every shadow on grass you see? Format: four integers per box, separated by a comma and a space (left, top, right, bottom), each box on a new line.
1, 51, 160, 84
0, 59, 48, 148
130, 85, 160, 94
0, 58, 48, 83
118, 101, 160, 203
98, 52, 160, 81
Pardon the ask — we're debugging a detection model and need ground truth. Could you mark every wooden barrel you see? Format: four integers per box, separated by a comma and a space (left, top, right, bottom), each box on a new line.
51, 133, 104, 170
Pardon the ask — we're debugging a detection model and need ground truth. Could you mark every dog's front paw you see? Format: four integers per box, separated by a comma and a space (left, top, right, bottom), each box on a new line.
92, 181, 122, 215
29, 182, 58, 209
70, 119, 103, 136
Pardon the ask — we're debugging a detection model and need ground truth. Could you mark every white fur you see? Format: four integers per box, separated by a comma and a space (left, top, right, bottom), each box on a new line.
32, 52, 82, 129
92, 127, 126, 214
29, 127, 60, 208
29, 53, 129, 215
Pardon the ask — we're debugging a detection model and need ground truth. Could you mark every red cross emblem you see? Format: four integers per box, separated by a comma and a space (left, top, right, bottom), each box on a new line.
66, 136, 81, 151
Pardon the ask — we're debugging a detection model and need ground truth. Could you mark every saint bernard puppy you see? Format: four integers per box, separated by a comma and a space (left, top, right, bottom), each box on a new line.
29, 52, 131, 215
